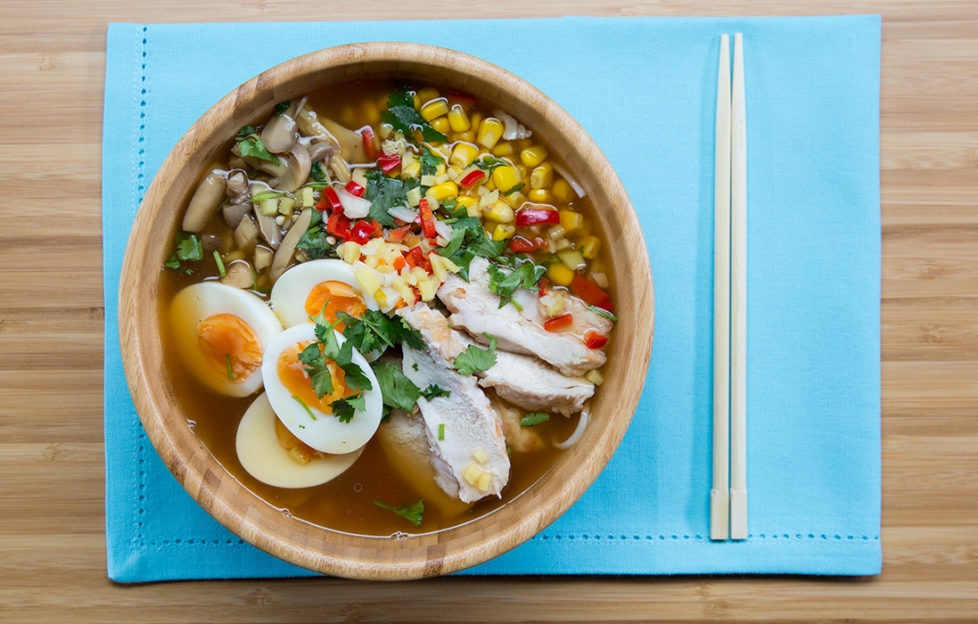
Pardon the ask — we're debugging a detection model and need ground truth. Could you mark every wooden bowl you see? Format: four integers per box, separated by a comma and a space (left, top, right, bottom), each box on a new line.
119, 42, 654, 580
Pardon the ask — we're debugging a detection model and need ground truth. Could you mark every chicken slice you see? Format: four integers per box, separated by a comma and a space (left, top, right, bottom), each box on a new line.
480, 348, 594, 416
437, 257, 611, 376
397, 304, 510, 503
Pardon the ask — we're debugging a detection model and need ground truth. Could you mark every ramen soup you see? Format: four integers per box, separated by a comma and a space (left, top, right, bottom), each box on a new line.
161, 80, 616, 535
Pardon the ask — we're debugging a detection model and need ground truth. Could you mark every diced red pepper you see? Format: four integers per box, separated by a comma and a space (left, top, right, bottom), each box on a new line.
404, 246, 432, 273
368, 219, 383, 238
387, 224, 412, 243
544, 313, 573, 332
350, 220, 374, 244
376, 153, 401, 173
583, 331, 608, 349
508, 236, 547, 253
515, 208, 560, 227
418, 198, 438, 239
392, 256, 406, 271
326, 213, 351, 240
537, 277, 549, 297
459, 169, 485, 189
344, 180, 365, 197
361, 126, 378, 161
316, 186, 344, 214
570, 275, 613, 311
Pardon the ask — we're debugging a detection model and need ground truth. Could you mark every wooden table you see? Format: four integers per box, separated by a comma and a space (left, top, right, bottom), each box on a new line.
2, 2, 975, 621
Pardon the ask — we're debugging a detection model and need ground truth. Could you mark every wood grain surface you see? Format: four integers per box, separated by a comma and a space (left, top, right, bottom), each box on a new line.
1, 0, 975, 622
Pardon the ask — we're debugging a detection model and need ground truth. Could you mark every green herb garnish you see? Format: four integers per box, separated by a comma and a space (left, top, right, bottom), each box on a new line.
329, 392, 364, 424
419, 144, 444, 176
213, 250, 226, 277
503, 183, 525, 196
310, 160, 328, 182
370, 361, 423, 412
364, 169, 420, 227
520, 412, 550, 427
296, 211, 338, 260
453, 333, 497, 376
438, 423, 445, 440
296, 309, 374, 419
235, 125, 279, 165
372, 499, 424, 526
338, 310, 424, 356
225, 354, 233, 380
163, 231, 203, 272
274, 101, 291, 115
381, 85, 447, 145
291, 395, 317, 421
421, 384, 451, 400
587, 305, 618, 323
487, 260, 547, 309
474, 156, 507, 171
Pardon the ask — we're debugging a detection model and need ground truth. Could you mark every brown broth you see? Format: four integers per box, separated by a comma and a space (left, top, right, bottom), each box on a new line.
158, 78, 611, 536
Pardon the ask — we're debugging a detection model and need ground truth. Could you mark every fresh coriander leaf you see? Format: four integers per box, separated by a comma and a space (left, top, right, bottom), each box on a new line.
587, 305, 618, 323
236, 133, 280, 165
474, 156, 507, 171
236, 125, 257, 138
176, 232, 203, 262
296, 211, 336, 260
370, 361, 421, 412
330, 392, 364, 423
439, 224, 468, 258
441, 197, 459, 212
448, 202, 469, 219
381, 86, 447, 145
372, 498, 424, 526
421, 384, 450, 400
503, 183, 524, 195
274, 100, 291, 115
487, 260, 547, 309
412, 362, 419, 371
365, 169, 419, 227
163, 254, 181, 270
291, 395, 317, 420
310, 160, 328, 182
419, 144, 444, 176
438, 423, 445, 440
336, 341, 373, 392
520, 412, 550, 427
298, 343, 333, 399
394, 317, 426, 350
453, 334, 497, 376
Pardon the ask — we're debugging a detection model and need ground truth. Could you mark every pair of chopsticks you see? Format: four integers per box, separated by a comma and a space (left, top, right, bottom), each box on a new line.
710, 33, 748, 542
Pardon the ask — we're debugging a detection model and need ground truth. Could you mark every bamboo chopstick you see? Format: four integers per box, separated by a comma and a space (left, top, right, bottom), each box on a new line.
710, 33, 732, 542
729, 32, 748, 540
711, 33, 747, 542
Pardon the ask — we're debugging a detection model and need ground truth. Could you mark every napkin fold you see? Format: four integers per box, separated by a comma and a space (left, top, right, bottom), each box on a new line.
103, 15, 881, 582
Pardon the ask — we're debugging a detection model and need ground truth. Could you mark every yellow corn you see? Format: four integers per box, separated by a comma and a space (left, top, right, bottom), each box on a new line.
559, 210, 583, 232
552, 178, 574, 202
426, 181, 458, 202
492, 223, 516, 240
520, 145, 548, 168
579, 235, 601, 259
450, 143, 479, 168
420, 97, 449, 121
547, 262, 576, 287
456, 195, 477, 209
447, 104, 470, 132
528, 188, 551, 203
457, 130, 476, 142
401, 155, 420, 178
430, 116, 450, 134
485, 200, 515, 224
416, 87, 439, 105
477, 117, 504, 149
491, 141, 515, 156
491, 166, 521, 193
529, 162, 553, 189
469, 112, 483, 133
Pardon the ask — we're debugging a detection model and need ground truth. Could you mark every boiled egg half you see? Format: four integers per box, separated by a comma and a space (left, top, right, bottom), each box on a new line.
170, 282, 282, 397
235, 393, 363, 488
260, 323, 383, 455
270, 259, 377, 329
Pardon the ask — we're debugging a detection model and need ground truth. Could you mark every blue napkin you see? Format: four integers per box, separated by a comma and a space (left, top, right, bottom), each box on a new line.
103, 16, 881, 582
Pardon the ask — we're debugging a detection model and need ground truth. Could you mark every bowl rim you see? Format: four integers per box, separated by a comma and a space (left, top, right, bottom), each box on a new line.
118, 41, 654, 580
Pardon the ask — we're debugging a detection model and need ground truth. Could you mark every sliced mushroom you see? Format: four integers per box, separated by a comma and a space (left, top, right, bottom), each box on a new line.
220, 259, 255, 289
306, 139, 339, 164
320, 118, 369, 163
223, 171, 251, 228
254, 209, 282, 250
201, 234, 224, 252
273, 144, 311, 193
233, 214, 260, 249
270, 208, 312, 282
295, 107, 341, 151
329, 155, 352, 183
261, 114, 298, 154
182, 170, 226, 232
254, 246, 273, 272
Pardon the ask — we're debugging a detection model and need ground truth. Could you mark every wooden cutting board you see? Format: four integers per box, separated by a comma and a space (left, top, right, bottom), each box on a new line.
0, 1, 975, 621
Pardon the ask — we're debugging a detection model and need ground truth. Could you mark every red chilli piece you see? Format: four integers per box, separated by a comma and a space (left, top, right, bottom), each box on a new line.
377, 153, 401, 173
418, 198, 438, 239
326, 213, 351, 241
543, 313, 573, 332
387, 224, 412, 243
515, 208, 560, 227
350, 220, 376, 245
583, 331, 608, 349
317, 186, 343, 214
344, 180, 365, 198
570, 275, 613, 311
445, 88, 477, 106
361, 126, 378, 161
459, 169, 486, 189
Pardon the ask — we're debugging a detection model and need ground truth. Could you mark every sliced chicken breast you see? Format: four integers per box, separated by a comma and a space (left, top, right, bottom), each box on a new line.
480, 348, 594, 416
437, 257, 611, 376
398, 304, 510, 503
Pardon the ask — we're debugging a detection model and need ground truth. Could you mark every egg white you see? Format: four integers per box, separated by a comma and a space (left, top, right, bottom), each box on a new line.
235, 393, 363, 488
170, 282, 282, 397
269, 259, 377, 328
261, 323, 383, 454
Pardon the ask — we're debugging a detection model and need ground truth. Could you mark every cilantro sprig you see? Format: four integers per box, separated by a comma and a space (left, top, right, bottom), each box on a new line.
381, 85, 447, 145
520, 412, 550, 427
163, 232, 203, 273
365, 169, 420, 227
370, 361, 450, 414
372, 499, 424, 526
338, 310, 425, 356
487, 260, 547, 310
453, 333, 497, 376
419, 144, 444, 176
235, 125, 279, 165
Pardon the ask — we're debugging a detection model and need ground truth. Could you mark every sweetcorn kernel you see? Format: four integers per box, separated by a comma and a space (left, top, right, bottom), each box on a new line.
520, 145, 548, 168
558, 210, 583, 232
529, 162, 553, 189
547, 262, 576, 287
491, 224, 516, 241
450, 143, 479, 168
485, 200, 515, 224
477, 117, 504, 149
447, 104, 470, 132
430, 116, 450, 134
552, 178, 574, 202
491, 166, 521, 194
528, 188, 551, 203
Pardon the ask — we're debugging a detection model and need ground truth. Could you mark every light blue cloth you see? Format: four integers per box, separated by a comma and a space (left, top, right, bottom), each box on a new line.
103, 16, 881, 582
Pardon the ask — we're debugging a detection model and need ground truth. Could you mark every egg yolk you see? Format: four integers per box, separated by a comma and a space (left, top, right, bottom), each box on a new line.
304, 281, 367, 331
276, 341, 350, 414
197, 313, 262, 382
274, 416, 329, 464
